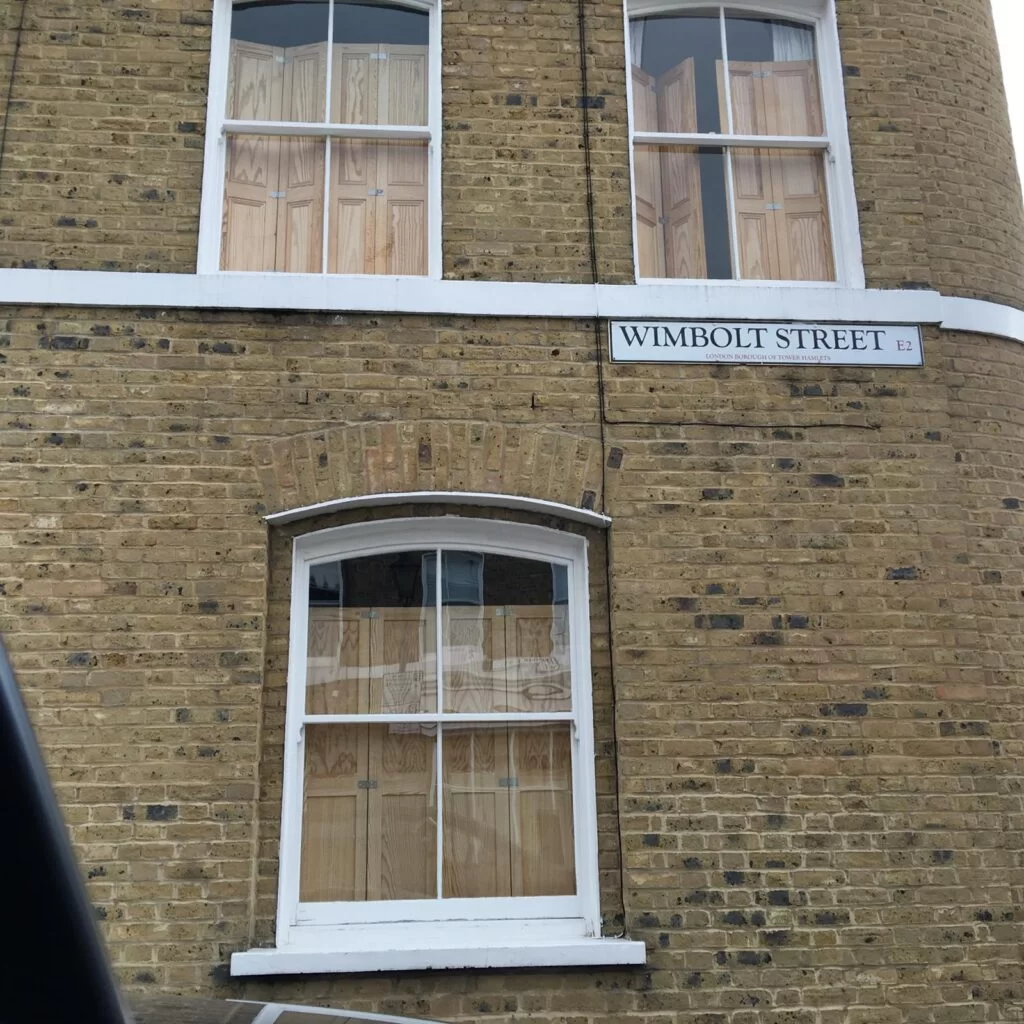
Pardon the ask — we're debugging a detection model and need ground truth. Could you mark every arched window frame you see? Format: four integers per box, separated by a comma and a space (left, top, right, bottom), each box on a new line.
197, 0, 442, 279
230, 515, 646, 975
624, 0, 864, 288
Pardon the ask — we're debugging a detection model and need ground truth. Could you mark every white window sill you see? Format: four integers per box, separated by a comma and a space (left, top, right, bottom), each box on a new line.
230, 937, 647, 976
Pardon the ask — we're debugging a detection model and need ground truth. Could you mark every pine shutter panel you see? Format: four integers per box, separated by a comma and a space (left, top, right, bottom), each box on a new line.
329, 44, 380, 274
374, 45, 429, 275
508, 727, 575, 897
273, 43, 326, 273
222, 41, 284, 271
631, 66, 666, 277
504, 605, 571, 713
364, 610, 437, 900
760, 62, 833, 281
442, 726, 514, 898
719, 60, 780, 279
300, 724, 370, 902
656, 59, 707, 279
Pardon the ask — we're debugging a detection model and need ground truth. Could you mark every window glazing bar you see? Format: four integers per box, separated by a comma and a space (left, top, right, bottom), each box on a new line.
223, 121, 431, 139
632, 132, 829, 149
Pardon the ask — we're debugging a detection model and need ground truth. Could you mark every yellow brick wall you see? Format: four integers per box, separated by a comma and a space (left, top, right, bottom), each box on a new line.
1, 0, 1024, 1020
2, 311, 1024, 1021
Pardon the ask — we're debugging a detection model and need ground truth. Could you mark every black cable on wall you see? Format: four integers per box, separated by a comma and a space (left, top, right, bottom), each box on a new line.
0, 0, 28, 188
577, 0, 631, 939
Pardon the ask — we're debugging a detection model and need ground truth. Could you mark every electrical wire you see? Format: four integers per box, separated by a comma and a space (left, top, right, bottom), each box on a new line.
0, 0, 28, 189
577, 0, 631, 938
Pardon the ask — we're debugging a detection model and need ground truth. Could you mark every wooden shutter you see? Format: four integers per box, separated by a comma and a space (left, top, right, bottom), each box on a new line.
504, 605, 571, 713
656, 59, 707, 279
275, 43, 326, 273
720, 60, 833, 281
223, 41, 327, 272
329, 44, 428, 275
222, 41, 284, 271
442, 727, 514, 898
631, 66, 666, 278
509, 727, 575, 897
301, 724, 370, 902
444, 606, 506, 713
365, 725, 436, 900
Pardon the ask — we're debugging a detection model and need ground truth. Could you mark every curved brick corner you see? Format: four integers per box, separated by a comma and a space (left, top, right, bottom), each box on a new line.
252, 422, 613, 516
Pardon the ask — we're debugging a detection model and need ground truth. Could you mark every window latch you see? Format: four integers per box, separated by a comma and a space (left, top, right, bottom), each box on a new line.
270, 191, 286, 199
368, 188, 385, 196
358, 779, 379, 790
498, 777, 519, 788
765, 202, 782, 211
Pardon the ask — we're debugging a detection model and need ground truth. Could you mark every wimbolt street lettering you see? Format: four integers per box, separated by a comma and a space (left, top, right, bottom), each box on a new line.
610, 320, 924, 366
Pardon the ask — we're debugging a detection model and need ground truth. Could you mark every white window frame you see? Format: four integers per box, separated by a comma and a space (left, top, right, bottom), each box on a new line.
197, 0, 443, 279
624, 0, 864, 288
274, 517, 601, 956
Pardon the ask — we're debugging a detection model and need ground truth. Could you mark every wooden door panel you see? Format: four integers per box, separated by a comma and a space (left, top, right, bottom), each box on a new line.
382, 46, 428, 126
227, 40, 283, 121
366, 726, 436, 901
332, 44, 379, 124
276, 137, 324, 274
330, 196, 372, 274
371, 608, 436, 714
301, 725, 368, 902
508, 727, 575, 897
656, 59, 706, 279
631, 66, 665, 277
384, 198, 427, 275
283, 42, 327, 122
444, 607, 505, 714
442, 727, 512, 898
763, 61, 822, 137
504, 606, 571, 713
306, 608, 367, 715
222, 135, 280, 271
735, 207, 777, 280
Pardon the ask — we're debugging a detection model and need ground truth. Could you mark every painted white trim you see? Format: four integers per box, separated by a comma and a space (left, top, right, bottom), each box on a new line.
265, 492, 612, 527
198, 0, 441, 279
0, 269, 1022, 343
274, 518, 602, 955
940, 296, 1024, 344
231, 938, 647, 976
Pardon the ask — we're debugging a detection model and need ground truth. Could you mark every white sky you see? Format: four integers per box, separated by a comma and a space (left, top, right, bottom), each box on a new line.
993, 0, 1023, 187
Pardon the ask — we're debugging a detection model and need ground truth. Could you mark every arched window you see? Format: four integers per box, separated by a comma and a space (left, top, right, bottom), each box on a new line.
232, 517, 645, 974
627, 0, 862, 285
199, 0, 440, 278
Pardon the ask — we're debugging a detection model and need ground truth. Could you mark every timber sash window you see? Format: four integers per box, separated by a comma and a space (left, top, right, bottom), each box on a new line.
629, 3, 853, 283
279, 519, 599, 950
209, 0, 436, 276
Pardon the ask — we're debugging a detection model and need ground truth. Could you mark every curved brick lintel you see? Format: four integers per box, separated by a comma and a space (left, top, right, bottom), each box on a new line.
253, 422, 614, 518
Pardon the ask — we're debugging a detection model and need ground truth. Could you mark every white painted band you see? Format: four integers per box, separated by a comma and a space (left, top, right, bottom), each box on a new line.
230, 938, 647, 976
0, 270, 1021, 344
264, 492, 612, 527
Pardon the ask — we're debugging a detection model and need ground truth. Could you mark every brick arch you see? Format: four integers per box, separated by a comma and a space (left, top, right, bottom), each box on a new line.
253, 422, 614, 517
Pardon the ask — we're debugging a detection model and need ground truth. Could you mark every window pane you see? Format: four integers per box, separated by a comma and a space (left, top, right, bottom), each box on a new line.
328, 139, 428, 275
301, 724, 437, 901
631, 12, 724, 135
222, 136, 325, 272
442, 725, 575, 898
724, 13, 822, 136
228, 3, 329, 122
305, 552, 438, 714
331, 4, 429, 125
731, 147, 834, 281
441, 554, 572, 714
633, 145, 732, 279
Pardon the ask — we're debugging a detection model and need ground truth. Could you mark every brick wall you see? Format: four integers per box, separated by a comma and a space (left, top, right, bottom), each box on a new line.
2, 311, 1024, 1021
1, 0, 1024, 1021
